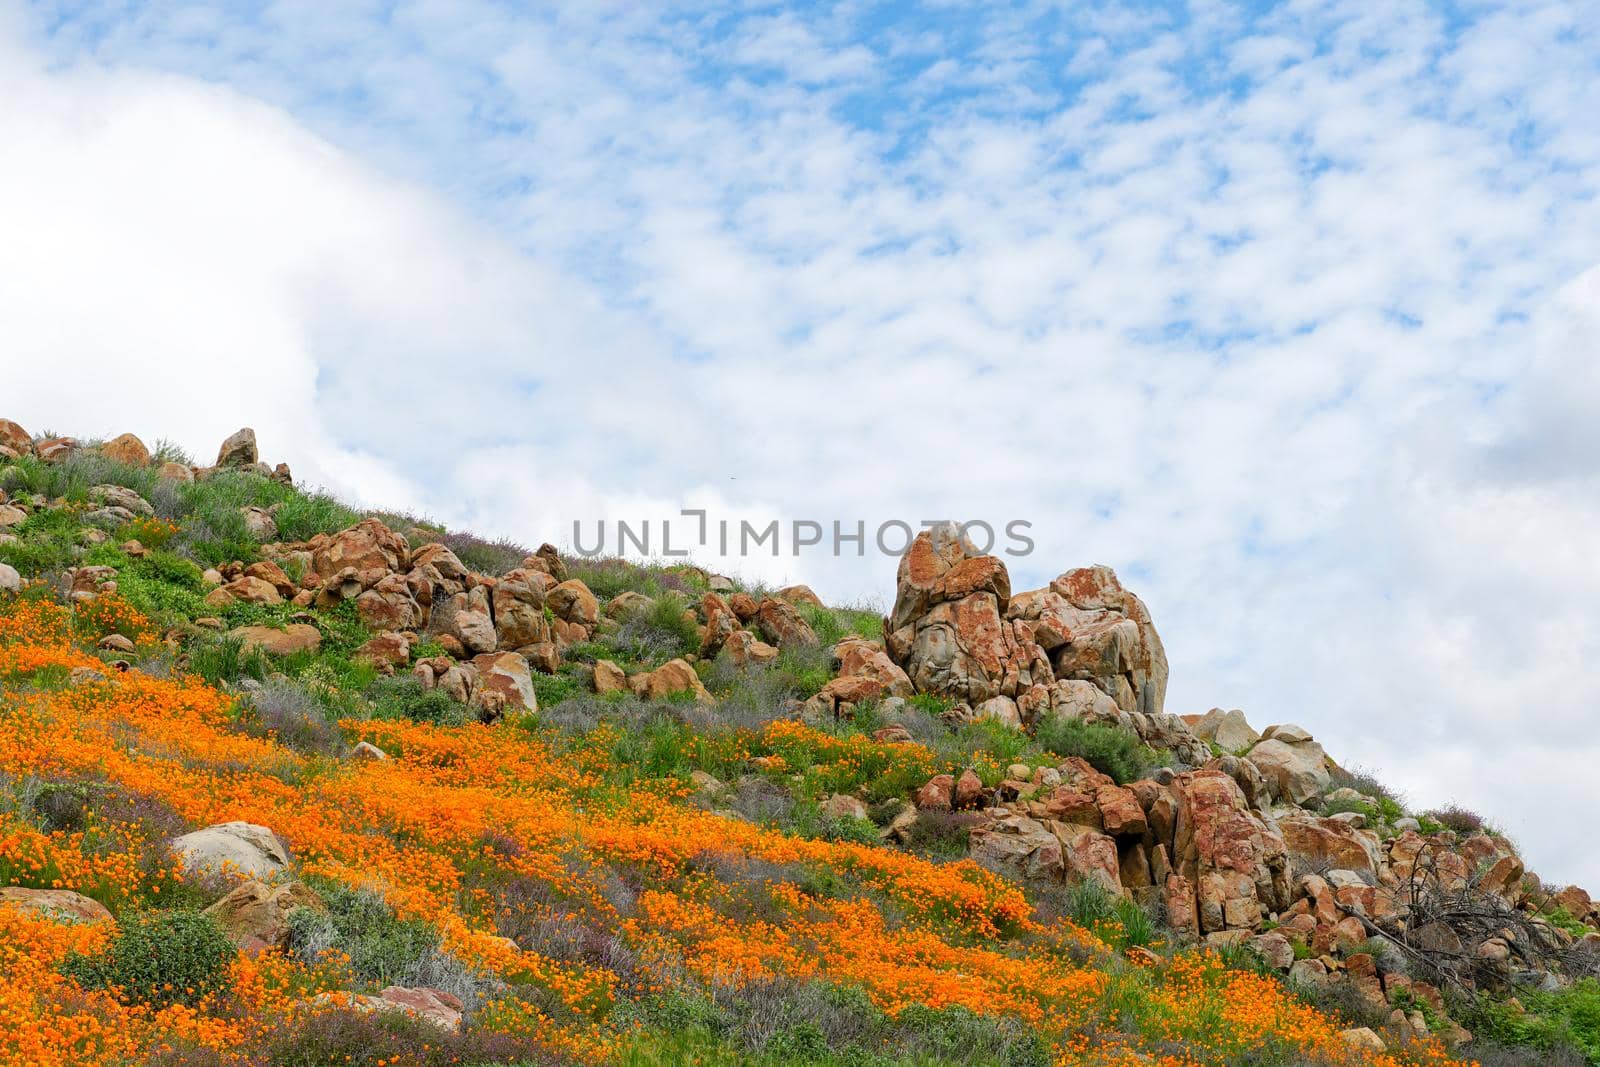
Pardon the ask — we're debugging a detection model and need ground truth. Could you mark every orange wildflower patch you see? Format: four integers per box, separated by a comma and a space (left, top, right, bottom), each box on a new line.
0, 596, 1469, 1064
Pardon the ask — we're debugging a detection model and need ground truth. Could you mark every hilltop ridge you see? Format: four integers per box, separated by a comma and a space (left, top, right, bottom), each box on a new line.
1, 419, 1597, 1066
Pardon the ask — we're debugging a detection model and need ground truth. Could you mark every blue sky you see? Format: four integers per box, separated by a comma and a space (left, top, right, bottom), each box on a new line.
3, 0, 1600, 886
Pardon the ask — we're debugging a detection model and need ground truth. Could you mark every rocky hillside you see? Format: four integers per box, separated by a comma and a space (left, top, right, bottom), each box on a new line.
1, 418, 1597, 1066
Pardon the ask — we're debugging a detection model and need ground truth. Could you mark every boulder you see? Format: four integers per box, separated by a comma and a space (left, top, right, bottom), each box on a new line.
1059, 827, 1122, 893
0, 887, 113, 924
36, 436, 78, 462
355, 573, 425, 631
885, 526, 1047, 704
755, 597, 818, 648
953, 768, 986, 810
834, 637, 914, 697
1027, 565, 1168, 718
593, 659, 629, 695
547, 579, 599, 629
354, 632, 411, 671
0, 418, 31, 455
311, 987, 463, 1033
208, 575, 282, 607
1169, 768, 1289, 933
722, 629, 779, 667
492, 567, 553, 649
968, 814, 1063, 881
100, 433, 151, 466
215, 427, 259, 467
0, 505, 27, 528
1279, 815, 1383, 877
914, 774, 955, 811
158, 461, 194, 482
170, 821, 291, 882
203, 879, 320, 948
1192, 708, 1259, 752
700, 592, 738, 656
0, 562, 20, 595
89, 484, 154, 517
630, 658, 712, 703
822, 794, 869, 821
1246, 731, 1330, 806
775, 584, 825, 608
471, 652, 536, 716
241, 506, 278, 541
310, 519, 408, 580
230, 623, 322, 656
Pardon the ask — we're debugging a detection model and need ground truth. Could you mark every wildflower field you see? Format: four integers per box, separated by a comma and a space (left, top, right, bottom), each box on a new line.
0, 589, 1466, 1066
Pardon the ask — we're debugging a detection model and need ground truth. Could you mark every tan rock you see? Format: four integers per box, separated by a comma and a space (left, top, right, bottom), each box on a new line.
203, 879, 320, 948
0, 886, 112, 924
0, 418, 32, 455
355, 632, 411, 671
953, 768, 986, 810
629, 658, 711, 703
776, 584, 825, 608
492, 567, 553, 649
215, 427, 259, 467
722, 629, 779, 667
699, 592, 737, 656
1246, 732, 1330, 806
230, 623, 322, 656
158, 461, 194, 482
310, 519, 408, 580
101, 433, 151, 466
547, 579, 599, 629
593, 659, 628, 695
822, 794, 869, 821
170, 821, 290, 882
471, 651, 536, 716
914, 774, 955, 811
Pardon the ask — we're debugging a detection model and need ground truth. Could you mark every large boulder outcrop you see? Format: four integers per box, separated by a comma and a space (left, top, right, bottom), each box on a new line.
1011, 565, 1168, 718
885, 525, 1048, 704
0, 887, 113, 924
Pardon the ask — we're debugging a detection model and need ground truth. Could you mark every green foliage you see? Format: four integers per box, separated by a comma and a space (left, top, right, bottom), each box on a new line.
364, 674, 471, 726
619, 981, 1048, 1067
1032, 717, 1158, 784
773, 643, 834, 699
1460, 979, 1600, 1062
906, 693, 954, 716
285, 882, 439, 988
62, 908, 234, 1008
0, 506, 86, 574
531, 668, 585, 709
186, 633, 275, 686
174, 471, 357, 566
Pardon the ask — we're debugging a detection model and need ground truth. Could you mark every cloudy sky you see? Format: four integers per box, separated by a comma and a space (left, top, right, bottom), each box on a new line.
3, 1, 1598, 885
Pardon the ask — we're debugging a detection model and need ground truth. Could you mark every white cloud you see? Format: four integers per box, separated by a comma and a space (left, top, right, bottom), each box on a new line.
3, 0, 1600, 888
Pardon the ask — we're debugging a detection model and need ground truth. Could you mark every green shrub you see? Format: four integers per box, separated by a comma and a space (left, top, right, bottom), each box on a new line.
532, 670, 585, 709
1032, 717, 1158, 784
63, 908, 234, 1008
1460, 978, 1600, 1062
284, 882, 438, 987
364, 675, 470, 726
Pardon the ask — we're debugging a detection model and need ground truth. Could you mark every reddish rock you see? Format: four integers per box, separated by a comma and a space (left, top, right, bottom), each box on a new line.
1097, 785, 1147, 837
755, 597, 818, 648
953, 769, 986, 810
914, 774, 955, 812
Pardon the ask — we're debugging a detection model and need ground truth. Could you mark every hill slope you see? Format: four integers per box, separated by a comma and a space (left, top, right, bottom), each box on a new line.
1, 420, 1596, 1066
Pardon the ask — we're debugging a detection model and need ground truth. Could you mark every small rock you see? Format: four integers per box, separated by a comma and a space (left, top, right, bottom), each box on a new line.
351, 741, 389, 761
97, 633, 136, 653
